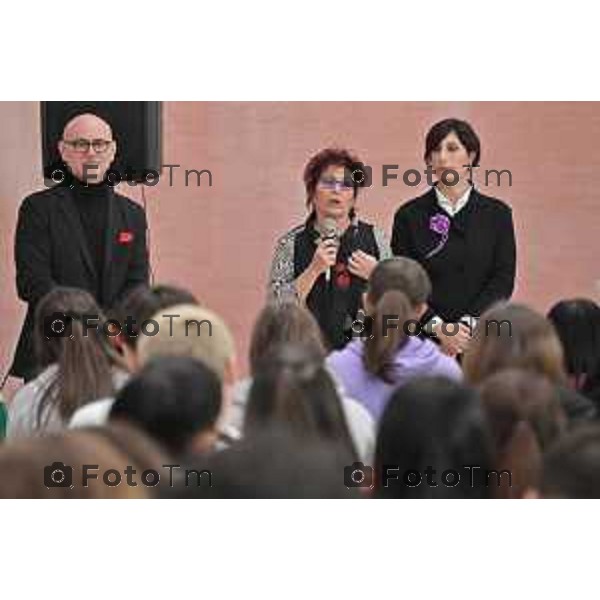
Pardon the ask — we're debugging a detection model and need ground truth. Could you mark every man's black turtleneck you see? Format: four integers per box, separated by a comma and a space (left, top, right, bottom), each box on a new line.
69, 177, 109, 299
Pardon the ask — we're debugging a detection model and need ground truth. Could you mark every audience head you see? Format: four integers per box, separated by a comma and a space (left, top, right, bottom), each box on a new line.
136, 304, 236, 384
303, 147, 362, 222
58, 112, 116, 184
0, 423, 168, 498
245, 343, 356, 459
374, 377, 494, 499
362, 257, 431, 383
249, 302, 325, 376
540, 425, 600, 498
168, 428, 358, 499
85, 421, 174, 480
110, 356, 222, 456
33, 287, 119, 426
463, 303, 566, 386
109, 283, 199, 372
547, 298, 600, 396
477, 368, 567, 498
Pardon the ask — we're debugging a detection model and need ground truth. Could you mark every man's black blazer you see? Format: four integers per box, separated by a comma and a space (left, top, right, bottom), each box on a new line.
10, 184, 149, 378
391, 186, 516, 323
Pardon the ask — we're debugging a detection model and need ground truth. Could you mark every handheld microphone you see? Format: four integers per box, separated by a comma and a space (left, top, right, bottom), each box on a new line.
319, 218, 340, 283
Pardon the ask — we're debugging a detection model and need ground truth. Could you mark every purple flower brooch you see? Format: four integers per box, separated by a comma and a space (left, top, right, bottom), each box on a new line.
425, 213, 451, 258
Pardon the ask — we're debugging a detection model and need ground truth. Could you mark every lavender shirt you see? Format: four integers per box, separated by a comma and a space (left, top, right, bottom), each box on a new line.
327, 337, 463, 421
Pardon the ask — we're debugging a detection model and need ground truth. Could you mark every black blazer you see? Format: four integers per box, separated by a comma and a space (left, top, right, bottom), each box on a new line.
10, 184, 149, 378
391, 186, 516, 323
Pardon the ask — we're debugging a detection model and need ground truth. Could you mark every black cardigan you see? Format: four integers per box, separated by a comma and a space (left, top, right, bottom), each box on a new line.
294, 220, 380, 350
391, 186, 516, 323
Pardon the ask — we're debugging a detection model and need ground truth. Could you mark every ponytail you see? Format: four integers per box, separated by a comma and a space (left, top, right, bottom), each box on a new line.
363, 290, 414, 383
362, 257, 432, 383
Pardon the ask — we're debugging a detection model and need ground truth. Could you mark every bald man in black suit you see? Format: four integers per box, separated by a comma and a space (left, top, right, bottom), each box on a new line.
11, 112, 149, 381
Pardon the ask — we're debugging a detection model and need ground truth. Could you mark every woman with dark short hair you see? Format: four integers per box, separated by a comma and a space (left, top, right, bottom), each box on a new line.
269, 148, 391, 350
110, 356, 223, 457
391, 118, 516, 357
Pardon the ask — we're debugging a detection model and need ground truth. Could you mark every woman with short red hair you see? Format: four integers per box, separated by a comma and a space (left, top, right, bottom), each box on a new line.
268, 148, 390, 350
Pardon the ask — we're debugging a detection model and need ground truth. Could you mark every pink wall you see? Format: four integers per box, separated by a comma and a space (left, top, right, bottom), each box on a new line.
2, 101, 600, 395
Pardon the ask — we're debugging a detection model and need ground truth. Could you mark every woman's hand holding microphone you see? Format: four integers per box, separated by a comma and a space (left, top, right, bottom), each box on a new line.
295, 237, 339, 302
311, 238, 339, 280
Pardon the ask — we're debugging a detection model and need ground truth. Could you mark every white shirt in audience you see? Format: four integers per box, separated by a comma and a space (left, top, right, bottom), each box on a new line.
8, 365, 129, 438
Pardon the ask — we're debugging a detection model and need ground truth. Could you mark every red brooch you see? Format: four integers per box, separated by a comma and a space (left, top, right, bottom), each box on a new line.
117, 230, 134, 244
334, 263, 352, 289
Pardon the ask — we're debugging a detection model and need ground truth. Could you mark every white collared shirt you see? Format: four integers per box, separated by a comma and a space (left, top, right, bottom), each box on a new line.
435, 184, 472, 217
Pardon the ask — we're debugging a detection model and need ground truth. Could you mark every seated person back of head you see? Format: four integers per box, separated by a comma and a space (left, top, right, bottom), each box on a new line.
477, 368, 567, 498
8, 287, 129, 438
538, 425, 600, 499
110, 355, 222, 457
165, 427, 361, 499
68, 283, 199, 428
463, 302, 597, 424
228, 301, 376, 462
245, 343, 359, 462
547, 298, 600, 410
328, 257, 462, 422
374, 377, 494, 499
0, 423, 170, 498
